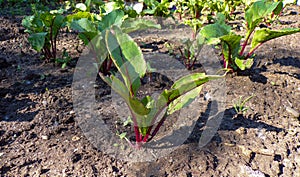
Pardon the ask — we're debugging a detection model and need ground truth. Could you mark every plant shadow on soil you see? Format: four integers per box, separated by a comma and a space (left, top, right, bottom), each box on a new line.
246, 49, 300, 81
186, 101, 283, 145
141, 99, 283, 151
129, 101, 284, 177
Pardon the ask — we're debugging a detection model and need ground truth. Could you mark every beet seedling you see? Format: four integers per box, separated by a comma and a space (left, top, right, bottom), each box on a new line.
200, 0, 300, 71
233, 94, 254, 115
97, 25, 224, 149
22, 8, 66, 62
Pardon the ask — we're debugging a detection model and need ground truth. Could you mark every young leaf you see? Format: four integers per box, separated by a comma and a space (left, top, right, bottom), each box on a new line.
98, 9, 124, 32
251, 28, 300, 50
129, 97, 151, 115
121, 18, 161, 33
21, 15, 34, 32
199, 15, 231, 45
28, 32, 48, 52
99, 73, 130, 101
65, 11, 94, 24
100, 74, 148, 116
52, 15, 65, 38
168, 85, 203, 115
118, 132, 127, 139
219, 34, 242, 64
40, 12, 53, 27
245, 0, 280, 31
105, 26, 146, 95
235, 58, 254, 70
71, 18, 96, 32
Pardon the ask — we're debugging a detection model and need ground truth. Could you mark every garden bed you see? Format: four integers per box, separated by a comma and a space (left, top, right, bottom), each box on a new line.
0, 4, 300, 177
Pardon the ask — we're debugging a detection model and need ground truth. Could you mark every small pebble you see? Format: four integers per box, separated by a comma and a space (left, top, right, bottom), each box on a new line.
72, 136, 80, 141
0, 152, 4, 157
286, 106, 299, 118
93, 84, 99, 88
204, 92, 212, 101
70, 110, 75, 115
42, 100, 47, 106
244, 165, 265, 177
235, 127, 245, 135
41, 135, 49, 140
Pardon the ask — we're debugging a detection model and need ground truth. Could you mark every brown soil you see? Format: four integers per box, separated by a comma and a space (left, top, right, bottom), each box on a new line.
1, 5, 300, 177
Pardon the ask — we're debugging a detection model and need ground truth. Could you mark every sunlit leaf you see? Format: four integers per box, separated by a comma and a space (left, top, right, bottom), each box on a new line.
121, 18, 161, 33
251, 28, 300, 50
235, 58, 253, 70
245, 0, 280, 31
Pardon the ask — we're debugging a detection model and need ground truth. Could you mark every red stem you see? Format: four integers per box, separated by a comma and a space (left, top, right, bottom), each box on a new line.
246, 42, 263, 59
239, 29, 254, 56
146, 114, 167, 142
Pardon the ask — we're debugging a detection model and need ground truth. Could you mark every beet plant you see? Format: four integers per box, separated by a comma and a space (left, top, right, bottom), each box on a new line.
69, 9, 161, 74
200, 0, 300, 71
174, 0, 242, 70
93, 25, 224, 149
22, 8, 66, 61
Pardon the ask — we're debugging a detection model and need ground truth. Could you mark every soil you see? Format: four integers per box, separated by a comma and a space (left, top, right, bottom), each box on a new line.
1, 4, 300, 177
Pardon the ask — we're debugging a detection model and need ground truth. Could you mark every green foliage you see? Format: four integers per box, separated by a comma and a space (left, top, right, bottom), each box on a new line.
22, 9, 66, 61
69, 9, 161, 74
96, 26, 224, 148
55, 48, 72, 69
178, 35, 205, 70
143, 0, 174, 17
200, 0, 300, 71
233, 95, 254, 115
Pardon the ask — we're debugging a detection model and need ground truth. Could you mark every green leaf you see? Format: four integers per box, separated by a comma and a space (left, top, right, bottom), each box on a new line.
121, 18, 161, 33
89, 34, 108, 63
99, 73, 130, 102
22, 15, 34, 31
156, 73, 224, 112
28, 32, 47, 52
168, 85, 203, 115
235, 58, 254, 70
52, 15, 65, 38
219, 34, 242, 64
71, 18, 96, 32
245, 0, 280, 31
65, 12, 94, 24
220, 34, 242, 58
251, 28, 300, 50
156, 73, 224, 114
105, 26, 146, 95
71, 18, 98, 44
39, 12, 53, 27
129, 97, 151, 115
273, 1, 283, 15
98, 9, 124, 32
200, 18, 231, 44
